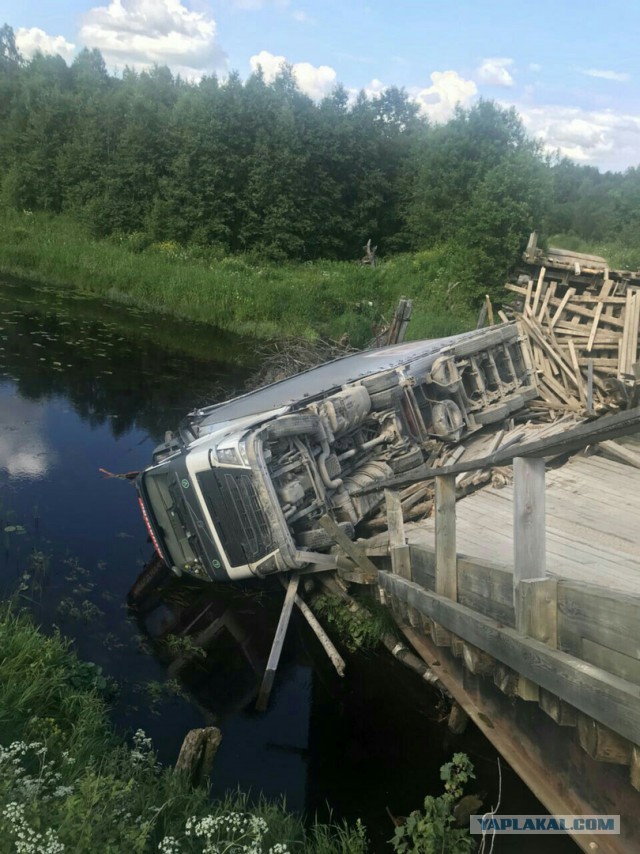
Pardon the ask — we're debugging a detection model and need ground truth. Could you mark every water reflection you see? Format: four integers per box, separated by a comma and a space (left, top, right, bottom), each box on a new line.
0, 394, 54, 480
0, 276, 250, 442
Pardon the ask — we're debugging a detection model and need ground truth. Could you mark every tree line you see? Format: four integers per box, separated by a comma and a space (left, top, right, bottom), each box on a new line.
1, 23, 639, 286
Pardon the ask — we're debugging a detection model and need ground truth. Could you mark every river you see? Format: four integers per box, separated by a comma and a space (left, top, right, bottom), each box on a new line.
0, 274, 576, 852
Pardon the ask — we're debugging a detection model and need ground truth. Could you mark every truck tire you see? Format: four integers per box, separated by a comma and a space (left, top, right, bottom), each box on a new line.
296, 521, 355, 550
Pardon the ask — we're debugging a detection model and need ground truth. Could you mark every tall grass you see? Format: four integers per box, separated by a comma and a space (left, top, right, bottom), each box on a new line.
0, 604, 368, 853
549, 233, 640, 272
0, 208, 476, 347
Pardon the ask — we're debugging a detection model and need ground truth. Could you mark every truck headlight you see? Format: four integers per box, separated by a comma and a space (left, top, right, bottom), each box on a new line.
216, 447, 241, 465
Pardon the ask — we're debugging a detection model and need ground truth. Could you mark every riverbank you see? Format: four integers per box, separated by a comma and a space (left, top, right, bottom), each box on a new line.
0, 207, 475, 347
0, 602, 369, 853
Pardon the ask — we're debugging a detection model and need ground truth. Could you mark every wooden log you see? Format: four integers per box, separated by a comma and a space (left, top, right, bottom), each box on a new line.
462, 642, 495, 676
447, 701, 470, 734
283, 580, 346, 677
256, 573, 299, 711
539, 689, 577, 726
435, 474, 457, 602
493, 663, 519, 697
577, 715, 633, 764
175, 727, 222, 785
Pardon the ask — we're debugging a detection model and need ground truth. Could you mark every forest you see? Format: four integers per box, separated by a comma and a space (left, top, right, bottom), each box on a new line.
1, 22, 640, 325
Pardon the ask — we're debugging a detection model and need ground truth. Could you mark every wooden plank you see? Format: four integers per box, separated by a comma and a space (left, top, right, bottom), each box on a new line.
435, 474, 457, 601
549, 287, 576, 328
532, 267, 546, 316
586, 280, 613, 352
551, 296, 624, 328
567, 338, 587, 405
513, 457, 546, 588
537, 280, 555, 323
379, 571, 640, 745
557, 583, 640, 679
318, 514, 377, 583
256, 573, 300, 711
587, 358, 594, 413
582, 638, 640, 685
598, 439, 640, 469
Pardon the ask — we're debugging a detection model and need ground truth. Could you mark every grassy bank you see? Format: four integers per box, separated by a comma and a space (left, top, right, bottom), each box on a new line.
0, 208, 476, 347
549, 234, 640, 272
0, 603, 368, 853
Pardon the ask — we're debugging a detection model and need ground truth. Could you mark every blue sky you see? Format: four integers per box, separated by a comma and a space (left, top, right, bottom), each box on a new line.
3, 0, 640, 171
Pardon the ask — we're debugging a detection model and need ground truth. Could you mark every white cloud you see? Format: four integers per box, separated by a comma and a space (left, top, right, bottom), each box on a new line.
15, 27, 76, 62
412, 70, 477, 122
79, 0, 226, 78
250, 50, 337, 99
518, 103, 640, 171
477, 57, 515, 87
580, 68, 630, 82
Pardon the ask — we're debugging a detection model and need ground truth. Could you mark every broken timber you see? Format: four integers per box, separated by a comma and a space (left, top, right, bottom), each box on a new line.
366, 415, 640, 854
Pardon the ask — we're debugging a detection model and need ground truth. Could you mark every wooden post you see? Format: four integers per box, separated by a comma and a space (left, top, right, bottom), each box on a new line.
516, 578, 557, 701
256, 572, 299, 711
175, 727, 222, 786
513, 457, 545, 588
435, 474, 457, 601
434, 474, 456, 646
513, 457, 547, 701
587, 358, 594, 414
385, 489, 411, 580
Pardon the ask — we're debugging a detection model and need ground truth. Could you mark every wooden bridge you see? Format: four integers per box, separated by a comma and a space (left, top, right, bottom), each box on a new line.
361, 407, 640, 854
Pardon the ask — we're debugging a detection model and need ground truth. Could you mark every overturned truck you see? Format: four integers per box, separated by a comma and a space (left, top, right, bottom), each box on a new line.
137, 323, 537, 582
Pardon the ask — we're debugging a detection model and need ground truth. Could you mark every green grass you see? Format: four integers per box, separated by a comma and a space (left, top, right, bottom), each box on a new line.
0, 208, 476, 348
549, 233, 640, 272
0, 603, 369, 853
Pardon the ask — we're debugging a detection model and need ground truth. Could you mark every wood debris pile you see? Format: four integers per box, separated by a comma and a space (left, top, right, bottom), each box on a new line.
502, 233, 640, 416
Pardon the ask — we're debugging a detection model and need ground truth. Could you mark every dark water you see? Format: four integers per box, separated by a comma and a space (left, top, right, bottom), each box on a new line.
0, 276, 576, 852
